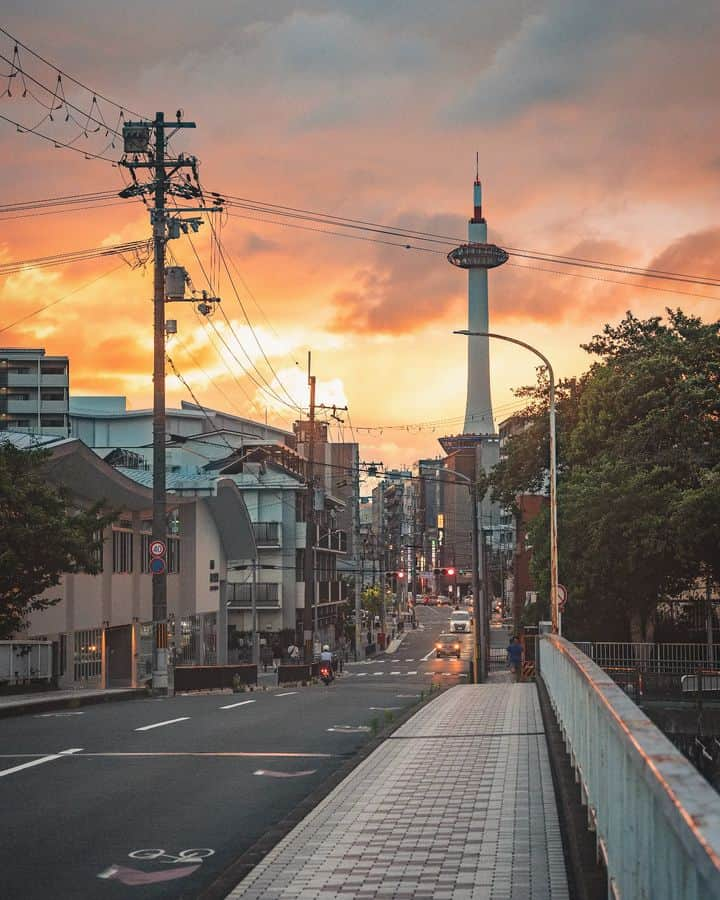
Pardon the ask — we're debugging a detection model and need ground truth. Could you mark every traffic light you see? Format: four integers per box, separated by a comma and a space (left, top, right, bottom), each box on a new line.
446, 567, 456, 577
433, 567, 456, 576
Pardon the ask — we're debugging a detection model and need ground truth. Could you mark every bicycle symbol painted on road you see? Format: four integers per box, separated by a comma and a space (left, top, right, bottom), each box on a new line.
128, 848, 215, 864
97, 848, 215, 886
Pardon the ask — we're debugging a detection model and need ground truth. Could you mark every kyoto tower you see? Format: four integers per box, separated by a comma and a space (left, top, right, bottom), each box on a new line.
439, 172, 508, 455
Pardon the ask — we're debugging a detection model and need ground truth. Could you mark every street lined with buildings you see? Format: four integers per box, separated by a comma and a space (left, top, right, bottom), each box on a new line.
0, 608, 471, 899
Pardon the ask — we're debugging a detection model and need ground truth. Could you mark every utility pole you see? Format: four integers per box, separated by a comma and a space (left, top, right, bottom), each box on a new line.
120, 112, 215, 693
470, 484, 485, 683
353, 450, 363, 660
303, 352, 317, 663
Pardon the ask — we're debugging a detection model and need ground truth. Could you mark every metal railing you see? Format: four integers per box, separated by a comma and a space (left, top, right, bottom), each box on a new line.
228, 583, 280, 608
253, 522, 280, 546
540, 635, 720, 900
576, 641, 718, 673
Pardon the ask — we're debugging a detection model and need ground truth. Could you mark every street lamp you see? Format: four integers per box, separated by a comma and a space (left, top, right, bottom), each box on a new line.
454, 330, 560, 636
443, 469, 486, 683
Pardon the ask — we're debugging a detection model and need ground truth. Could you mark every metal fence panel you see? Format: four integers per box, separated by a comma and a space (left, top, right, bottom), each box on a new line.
540, 635, 720, 900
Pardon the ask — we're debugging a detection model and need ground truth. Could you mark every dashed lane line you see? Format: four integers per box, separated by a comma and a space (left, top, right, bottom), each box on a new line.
0, 747, 83, 778
421, 648, 436, 661
135, 717, 191, 731
275, 692, 297, 697
219, 700, 256, 711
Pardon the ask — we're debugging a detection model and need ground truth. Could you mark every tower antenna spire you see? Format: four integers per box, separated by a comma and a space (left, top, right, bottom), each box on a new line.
475, 151, 479, 182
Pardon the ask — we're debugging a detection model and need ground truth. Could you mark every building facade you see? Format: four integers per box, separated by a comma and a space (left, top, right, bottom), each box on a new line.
0, 348, 70, 437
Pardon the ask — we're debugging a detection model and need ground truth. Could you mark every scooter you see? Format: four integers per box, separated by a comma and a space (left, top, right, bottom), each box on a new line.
319, 662, 333, 685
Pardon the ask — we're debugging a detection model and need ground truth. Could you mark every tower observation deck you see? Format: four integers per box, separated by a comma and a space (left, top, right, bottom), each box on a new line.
439, 179, 508, 456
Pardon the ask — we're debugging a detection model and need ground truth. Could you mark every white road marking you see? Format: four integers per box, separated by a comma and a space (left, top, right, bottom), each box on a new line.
373, 672, 383, 676
369, 707, 401, 711
253, 769, 317, 778
390, 671, 401, 675
327, 725, 371, 733
0, 747, 82, 778
421, 648, 436, 661
396, 694, 420, 698
275, 692, 297, 697
134, 717, 191, 731
33, 711, 84, 718
355, 673, 368, 677
407, 671, 418, 675
405, 658, 415, 662
219, 700, 256, 710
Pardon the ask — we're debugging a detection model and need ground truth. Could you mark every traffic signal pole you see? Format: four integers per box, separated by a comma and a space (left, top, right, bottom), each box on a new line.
470, 484, 485, 683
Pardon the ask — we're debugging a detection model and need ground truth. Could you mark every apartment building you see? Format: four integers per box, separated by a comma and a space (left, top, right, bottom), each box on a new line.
0, 348, 70, 437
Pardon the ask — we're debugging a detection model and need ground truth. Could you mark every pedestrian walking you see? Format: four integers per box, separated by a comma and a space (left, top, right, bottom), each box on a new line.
272, 640, 282, 672
507, 635, 524, 682
287, 641, 300, 663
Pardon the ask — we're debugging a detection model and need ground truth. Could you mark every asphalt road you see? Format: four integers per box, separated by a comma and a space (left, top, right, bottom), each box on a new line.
0, 605, 470, 900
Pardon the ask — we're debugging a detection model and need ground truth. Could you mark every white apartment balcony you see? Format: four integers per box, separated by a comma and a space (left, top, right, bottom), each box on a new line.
39, 374, 69, 388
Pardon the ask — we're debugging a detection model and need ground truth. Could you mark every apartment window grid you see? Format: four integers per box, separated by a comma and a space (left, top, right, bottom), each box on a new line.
112, 524, 133, 573
74, 629, 102, 680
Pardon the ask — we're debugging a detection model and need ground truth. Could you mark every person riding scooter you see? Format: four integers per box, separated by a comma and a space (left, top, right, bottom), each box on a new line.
319, 644, 334, 683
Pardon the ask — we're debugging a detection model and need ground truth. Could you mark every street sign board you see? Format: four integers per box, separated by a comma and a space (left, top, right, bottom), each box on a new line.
150, 557, 166, 575
149, 539, 166, 558
558, 583, 568, 611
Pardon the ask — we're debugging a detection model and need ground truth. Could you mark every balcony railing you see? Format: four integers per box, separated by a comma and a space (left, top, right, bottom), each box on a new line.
317, 528, 348, 553
317, 581, 346, 604
253, 522, 280, 547
228, 582, 280, 609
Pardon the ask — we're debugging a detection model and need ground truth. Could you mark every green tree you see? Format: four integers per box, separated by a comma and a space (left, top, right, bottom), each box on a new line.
0, 442, 115, 638
490, 309, 720, 641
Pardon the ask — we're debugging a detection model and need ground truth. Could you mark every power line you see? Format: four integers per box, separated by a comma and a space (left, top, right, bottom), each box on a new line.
0, 26, 146, 119
0, 238, 151, 276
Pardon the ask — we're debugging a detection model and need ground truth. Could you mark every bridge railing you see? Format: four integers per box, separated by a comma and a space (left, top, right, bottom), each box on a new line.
540, 635, 720, 900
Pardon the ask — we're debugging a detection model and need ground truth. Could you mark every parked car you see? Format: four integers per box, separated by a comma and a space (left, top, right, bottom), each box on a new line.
435, 634, 462, 659
450, 610, 471, 633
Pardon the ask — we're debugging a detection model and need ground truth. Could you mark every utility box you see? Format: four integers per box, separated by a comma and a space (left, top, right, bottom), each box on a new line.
164, 266, 187, 300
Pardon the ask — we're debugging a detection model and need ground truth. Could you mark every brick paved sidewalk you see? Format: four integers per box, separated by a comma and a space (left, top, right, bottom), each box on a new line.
227, 684, 569, 900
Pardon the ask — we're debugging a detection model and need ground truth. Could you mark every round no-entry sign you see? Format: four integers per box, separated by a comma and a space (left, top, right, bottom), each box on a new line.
558, 583, 568, 611
149, 539, 166, 558
150, 557, 166, 575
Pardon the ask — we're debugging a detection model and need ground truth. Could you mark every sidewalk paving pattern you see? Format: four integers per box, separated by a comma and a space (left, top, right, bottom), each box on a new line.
228, 683, 569, 899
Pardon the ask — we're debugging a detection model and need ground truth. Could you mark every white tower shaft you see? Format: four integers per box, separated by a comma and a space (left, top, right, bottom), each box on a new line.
464, 181, 494, 434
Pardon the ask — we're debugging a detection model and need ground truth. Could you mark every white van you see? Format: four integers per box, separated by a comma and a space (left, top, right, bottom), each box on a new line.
449, 610, 471, 633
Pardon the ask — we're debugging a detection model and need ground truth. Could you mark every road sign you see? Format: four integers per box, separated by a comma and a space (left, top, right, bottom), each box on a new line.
149, 539, 166, 558
558, 583, 568, 611
150, 557, 166, 575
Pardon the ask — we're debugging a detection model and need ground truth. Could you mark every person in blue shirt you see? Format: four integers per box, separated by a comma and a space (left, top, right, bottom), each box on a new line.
507, 635, 524, 682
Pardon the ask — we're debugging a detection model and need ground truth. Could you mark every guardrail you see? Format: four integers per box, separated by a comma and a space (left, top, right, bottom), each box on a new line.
540, 635, 720, 900
574, 641, 717, 673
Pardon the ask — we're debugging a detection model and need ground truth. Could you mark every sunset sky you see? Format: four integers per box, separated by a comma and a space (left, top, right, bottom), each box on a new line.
1, 1, 719, 469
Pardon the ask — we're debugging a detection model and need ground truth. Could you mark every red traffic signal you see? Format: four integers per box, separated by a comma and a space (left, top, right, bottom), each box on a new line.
446, 567, 456, 576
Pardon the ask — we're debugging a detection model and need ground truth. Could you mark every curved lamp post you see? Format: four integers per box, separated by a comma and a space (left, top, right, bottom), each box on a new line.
454, 330, 560, 635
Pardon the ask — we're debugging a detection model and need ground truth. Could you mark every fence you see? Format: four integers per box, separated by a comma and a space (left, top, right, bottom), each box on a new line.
0, 641, 52, 685
541, 635, 720, 900
577, 641, 719, 673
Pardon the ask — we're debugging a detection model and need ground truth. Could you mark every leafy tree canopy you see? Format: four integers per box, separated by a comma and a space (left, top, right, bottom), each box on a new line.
489, 309, 720, 640
0, 442, 116, 638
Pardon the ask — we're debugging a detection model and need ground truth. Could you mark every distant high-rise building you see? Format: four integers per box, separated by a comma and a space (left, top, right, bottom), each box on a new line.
0, 348, 70, 437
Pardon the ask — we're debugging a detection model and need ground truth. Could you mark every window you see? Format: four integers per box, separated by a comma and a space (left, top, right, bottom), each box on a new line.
41, 365, 66, 376
92, 529, 105, 571
7, 419, 30, 428
168, 537, 180, 574
112, 528, 133, 573
7, 365, 30, 375
41, 390, 65, 401
141, 533, 150, 574
41, 416, 66, 427
296, 549, 304, 581
7, 393, 30, 401
74, 629, 102, 680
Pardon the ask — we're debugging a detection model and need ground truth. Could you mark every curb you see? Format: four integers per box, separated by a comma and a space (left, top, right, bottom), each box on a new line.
198, 684, 449, 900
0, 688, 148, 719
